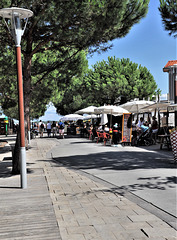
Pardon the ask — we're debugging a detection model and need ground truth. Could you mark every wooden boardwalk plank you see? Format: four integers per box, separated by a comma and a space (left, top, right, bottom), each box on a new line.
0, 168, 61, 240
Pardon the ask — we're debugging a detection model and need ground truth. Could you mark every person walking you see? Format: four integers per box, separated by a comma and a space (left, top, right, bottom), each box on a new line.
46, 121, 52, 137
52, 121, 57, 137
39, 120, 44, 138
58, 120, 65, 138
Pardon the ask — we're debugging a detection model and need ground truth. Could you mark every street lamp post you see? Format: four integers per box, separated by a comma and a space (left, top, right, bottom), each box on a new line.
0, 7, 33, 189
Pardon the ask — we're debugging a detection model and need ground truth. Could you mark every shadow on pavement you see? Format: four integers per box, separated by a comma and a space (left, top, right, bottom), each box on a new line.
117, 175, 177, 193
0, 145, 11, 154
49, 148, 176, 194
52, 151, 175, 171
0, 160, 13, 178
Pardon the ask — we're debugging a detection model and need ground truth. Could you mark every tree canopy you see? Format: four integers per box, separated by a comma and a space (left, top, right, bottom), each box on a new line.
54, 57, 158, 115
0, 0, 149, 121
159, 0, 177, 37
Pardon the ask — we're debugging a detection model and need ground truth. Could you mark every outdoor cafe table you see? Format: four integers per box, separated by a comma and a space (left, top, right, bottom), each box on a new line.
158, 134, 171, 150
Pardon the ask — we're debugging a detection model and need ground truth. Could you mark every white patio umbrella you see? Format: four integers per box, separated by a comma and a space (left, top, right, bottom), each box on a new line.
120, 100, 154, 113
75, 106, 98, 124
100, 113, 108, 125
94, 105, 129, 115
94, 105, 129, 126
83, 114, 98, 120
168, 104, 177, 112
75, 105, 97, 114
60, 114, 83, 122
140, 102, 171, 113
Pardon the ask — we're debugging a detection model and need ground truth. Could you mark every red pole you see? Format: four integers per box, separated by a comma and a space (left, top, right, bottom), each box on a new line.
16, 46, 25, 147
16, 46, 27, 188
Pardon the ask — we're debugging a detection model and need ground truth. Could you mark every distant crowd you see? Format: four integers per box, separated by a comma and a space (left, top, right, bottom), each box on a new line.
32, 120, 65, 138
31, 115, 159, 147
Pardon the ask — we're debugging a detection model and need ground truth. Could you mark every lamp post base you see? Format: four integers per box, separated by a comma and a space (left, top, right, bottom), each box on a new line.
20, 147, 27, 189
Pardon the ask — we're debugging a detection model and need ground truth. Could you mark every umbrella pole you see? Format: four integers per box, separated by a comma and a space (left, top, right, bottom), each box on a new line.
91, 114, 94, 125
167, 108, 169, 127
147, 112, 150, 125
154, 108, 156, 117
111, 110, 112, 127
158, 108, 160, 128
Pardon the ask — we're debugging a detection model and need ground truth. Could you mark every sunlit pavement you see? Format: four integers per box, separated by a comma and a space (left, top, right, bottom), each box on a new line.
0, 134, 176, 239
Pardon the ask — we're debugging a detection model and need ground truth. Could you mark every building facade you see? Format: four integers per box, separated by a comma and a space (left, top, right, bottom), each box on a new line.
163, 60, 177, 103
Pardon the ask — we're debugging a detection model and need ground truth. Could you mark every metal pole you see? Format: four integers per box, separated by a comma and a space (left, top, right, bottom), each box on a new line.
16, 46, 27, 189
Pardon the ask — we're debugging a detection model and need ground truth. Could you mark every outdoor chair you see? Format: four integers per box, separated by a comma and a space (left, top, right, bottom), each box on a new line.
103, 132, 111, 146
96, 131, 104, 143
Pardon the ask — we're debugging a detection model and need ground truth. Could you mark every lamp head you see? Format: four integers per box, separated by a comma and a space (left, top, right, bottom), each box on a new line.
0, 7, 33, 46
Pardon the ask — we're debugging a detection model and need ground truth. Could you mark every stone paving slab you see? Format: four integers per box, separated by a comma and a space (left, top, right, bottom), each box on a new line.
31, 137, 176, 240
0, 135, 177, 240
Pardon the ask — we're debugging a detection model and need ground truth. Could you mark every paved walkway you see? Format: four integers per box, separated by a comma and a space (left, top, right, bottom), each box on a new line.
0, 135, 176, 240
0, 135, 61, 240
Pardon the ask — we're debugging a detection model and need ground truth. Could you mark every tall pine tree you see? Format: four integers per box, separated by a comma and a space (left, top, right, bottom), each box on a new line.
159, 0, 177, 37
0, 0, 149, 125
55, 57, 158, 115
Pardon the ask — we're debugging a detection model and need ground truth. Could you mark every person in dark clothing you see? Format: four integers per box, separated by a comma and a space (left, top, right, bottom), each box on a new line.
151, 116, 158, 143
113, 123, 119, 146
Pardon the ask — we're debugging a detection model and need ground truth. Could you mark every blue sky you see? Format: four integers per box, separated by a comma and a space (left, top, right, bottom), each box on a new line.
42, 0, 176, 120
87, 0, 176, 96
38, 103, 62, 121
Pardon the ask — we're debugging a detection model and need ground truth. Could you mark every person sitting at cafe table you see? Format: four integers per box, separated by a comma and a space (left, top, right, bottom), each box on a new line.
144, 120, 149, 126
151, 116, 158, 143
137, 117, 144, 133
137, 117, 144, 128
140, 124, 149, 133
131, 119, 138, 146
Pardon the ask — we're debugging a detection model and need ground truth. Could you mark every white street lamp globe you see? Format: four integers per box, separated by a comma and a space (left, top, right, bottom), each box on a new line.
0, 7, 33, 46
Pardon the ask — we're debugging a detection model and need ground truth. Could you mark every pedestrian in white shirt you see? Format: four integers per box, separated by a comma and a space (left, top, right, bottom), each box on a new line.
46, 121, 52, 137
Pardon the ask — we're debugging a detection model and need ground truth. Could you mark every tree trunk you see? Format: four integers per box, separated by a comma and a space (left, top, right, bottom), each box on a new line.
23, 54, 32, 145
11, 127, 20, 174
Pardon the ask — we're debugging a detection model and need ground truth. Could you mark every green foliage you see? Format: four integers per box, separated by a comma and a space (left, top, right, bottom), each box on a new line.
0, 46, 18, 118
83, 57, 157, 104
55, 57, 157, 114
159, 0, 177, 37
0, 0, 149, 118
53, 76, 86, 115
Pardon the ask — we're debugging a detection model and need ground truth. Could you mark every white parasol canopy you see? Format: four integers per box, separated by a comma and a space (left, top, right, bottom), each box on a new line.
100, 113, 108, 125
120, 100, 154, 113
75, 106, 97, 114
94, 105, 129, 126
60, 114, 83, 122
140, 102, 171, 113
94, 105, 129, 115
168, 104, 177, 112
83, 114, 98, 120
